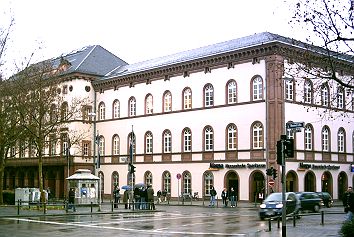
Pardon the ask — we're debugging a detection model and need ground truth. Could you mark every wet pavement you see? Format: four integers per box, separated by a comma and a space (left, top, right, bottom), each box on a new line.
0, 200, 346, 236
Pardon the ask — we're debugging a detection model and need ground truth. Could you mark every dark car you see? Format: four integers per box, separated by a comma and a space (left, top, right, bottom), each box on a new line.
316, 192, 333, 208
296, 192, 323, 212
259, 192, 300, 220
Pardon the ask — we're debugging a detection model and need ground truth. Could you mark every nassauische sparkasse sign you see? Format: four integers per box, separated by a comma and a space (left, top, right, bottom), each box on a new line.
299, 162, 340, 170
209, 163, 266, 169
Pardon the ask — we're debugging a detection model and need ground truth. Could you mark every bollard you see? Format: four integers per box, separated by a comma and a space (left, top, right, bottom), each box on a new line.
293, 212, 296, 226
111, 201, 114, 212
91, 202, 93, 213
277, 216, 280, 228
44, 202, 46, 214
321, 210, 324, 225
17, 200, 20, 215
268, 218, 272, 231
65, 200, 68, 213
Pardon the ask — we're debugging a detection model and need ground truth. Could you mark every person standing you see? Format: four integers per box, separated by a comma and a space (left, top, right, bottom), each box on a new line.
229, 187, 237, 207
147, 185, 155, 210
221, 188, 229, 207
343, 186, 354, 221
68, 188, 76, 212
113, 186, 120, 208
209, 186, 217, 207
123, 189, 129, 209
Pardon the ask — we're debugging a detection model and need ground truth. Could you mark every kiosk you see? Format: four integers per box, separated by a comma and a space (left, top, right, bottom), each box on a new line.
66, 169, 100, 204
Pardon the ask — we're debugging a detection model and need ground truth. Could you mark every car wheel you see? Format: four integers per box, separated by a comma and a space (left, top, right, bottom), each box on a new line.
313, 204, 320, 212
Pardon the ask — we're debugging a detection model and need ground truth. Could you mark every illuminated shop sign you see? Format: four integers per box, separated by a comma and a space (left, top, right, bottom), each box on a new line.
299, 162, 340, 170
209, 163, 266, 170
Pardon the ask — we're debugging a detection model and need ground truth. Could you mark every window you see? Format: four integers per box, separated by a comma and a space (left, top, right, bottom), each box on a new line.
338, 128, 345, 152
82, 105, 92, 121
99, 136, 105, 156
113, 135, 120, 155
183, 128, 192, 152
50, 104, 57, 122
183, 88, 192, 110
112, 172, 119, 189
145, 94, 153, 114
204, 126, 214, 151
145, 132, 153, 154
61, 102, 68, 121
163, 172, 171, 193
337, 87, 344, 109
145, 171, 153, 186
304, 80, 313, 104
83, 141, 89, 156
227, 124, 237, 150
252, 122, 263, 149
227, 80, 237, 104
183, 172, 192, 194
129, 97, 136, 117
321, 84, 329, 107
50, 135, 56, 156
163, 91, 172, 112
99, 102, 105, 120
63, 138, 69, 156
252, 76, 263, 101
163, 130, 172, 153
322, 127, 330, 152
304, 125, 313, 150
204, 172, 213, 196
204, 84, 214, 107
285, 79, 294, 100
113, 100, 120, 118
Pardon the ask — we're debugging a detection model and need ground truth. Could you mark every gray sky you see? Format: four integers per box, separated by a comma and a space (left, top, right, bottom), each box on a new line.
1, 0, 299, 77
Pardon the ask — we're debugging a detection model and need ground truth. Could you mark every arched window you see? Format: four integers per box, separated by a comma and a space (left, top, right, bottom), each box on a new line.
338, 128, 345, 152
321, 84, 329, 107
183, 171, 192, 194
321, 127, 330, 152
145, 171, 153, 186
112, 172, 119, 189
61, 102, 68, 121
128, 97, 136, 117
163, 130, 172, 153
163, 91, 172, 112
145, 131, 153, 154
252, 122, 263, 149
304, 125, 313, 150
145, 94, 153, 114
204, 84, 214, 107
204, 126, 214, 151
112, 135, 120, 155
227, 80, 237, 104
98, 102, 106, 120
183, 87, 192, 110
163, 171, 171, 193
337, 87, 344, 109
204, 171, 213, 196
285, 79, 294, 100
99, 136, 105, 156
50, 104, 57, 122
227, 124, 237, 150
113, 100, 120, 118
304, 80, 313, 104
252, 76, 263, 101
182, 128, 192, 152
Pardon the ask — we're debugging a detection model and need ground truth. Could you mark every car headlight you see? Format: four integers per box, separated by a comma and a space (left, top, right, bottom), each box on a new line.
276, 204, 283, 208
260, 204, 266, 208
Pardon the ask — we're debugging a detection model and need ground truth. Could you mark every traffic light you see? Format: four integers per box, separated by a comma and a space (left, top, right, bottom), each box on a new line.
129, 163, 136, 174
284, 138, 294, 158
272, 169, 278, 179
276, 140, 283, 165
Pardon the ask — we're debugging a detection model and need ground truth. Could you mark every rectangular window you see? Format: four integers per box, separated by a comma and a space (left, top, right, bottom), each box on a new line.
83, 142, 89, 156
285, 79, 293, 100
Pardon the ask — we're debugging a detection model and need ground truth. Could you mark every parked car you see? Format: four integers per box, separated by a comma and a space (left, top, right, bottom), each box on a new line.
259, 192, 300, 220
296, 192, 323, 212
316, 192, 333, 208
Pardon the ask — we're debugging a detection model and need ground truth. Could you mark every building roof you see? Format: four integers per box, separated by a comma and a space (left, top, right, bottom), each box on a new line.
52, 45, 128, 77
66, 169, 99, 180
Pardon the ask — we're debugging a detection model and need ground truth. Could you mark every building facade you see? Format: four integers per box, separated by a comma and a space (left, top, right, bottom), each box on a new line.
4, 32, 354, 201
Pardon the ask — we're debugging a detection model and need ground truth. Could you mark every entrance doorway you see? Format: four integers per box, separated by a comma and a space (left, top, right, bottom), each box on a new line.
304, 171, 316, 191
225, 171, 239, 200
250, 171, 265, 202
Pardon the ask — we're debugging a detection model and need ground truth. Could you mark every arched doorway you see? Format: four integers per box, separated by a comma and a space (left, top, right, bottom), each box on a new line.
286, 171, 298, 192
249, 171, 265, 202
321, 171, 332, 194
338, 171, 347, 200
304, 171, 316, 191
225, 171, 239, 200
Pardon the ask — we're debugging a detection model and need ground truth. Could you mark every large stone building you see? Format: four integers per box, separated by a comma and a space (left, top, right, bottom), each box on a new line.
4, 32, 354, 201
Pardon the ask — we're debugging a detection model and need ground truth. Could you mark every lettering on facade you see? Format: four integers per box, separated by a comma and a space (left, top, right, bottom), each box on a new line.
299, 162, 340, 170
209, 163, 266, 169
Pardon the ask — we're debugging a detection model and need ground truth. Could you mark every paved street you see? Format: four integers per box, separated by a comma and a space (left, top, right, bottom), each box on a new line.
0, 201, 346, 237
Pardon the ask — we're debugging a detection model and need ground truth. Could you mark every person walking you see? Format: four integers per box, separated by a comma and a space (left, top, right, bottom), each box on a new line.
113, 186, 120, 208
229, 187, 237, 207
221, 188, 229, 207
68, 188, 76, 212
147, 185, 155, 210
209, 186, 217, 207
343, 186, 354, 221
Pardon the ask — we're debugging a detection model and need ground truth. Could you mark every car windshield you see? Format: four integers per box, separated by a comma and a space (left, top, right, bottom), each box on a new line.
265, 193, 282, 202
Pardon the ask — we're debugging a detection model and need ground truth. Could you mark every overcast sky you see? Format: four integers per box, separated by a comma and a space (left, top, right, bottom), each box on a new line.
1, 0, 300, 77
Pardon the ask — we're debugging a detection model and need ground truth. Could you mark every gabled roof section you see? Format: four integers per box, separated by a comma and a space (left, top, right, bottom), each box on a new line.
52, 45, 128, 76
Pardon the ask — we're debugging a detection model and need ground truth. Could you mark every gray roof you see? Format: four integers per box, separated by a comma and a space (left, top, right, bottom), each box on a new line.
66, 169, 99, 180
101, 32, 353, 81
52, 45, 128, 77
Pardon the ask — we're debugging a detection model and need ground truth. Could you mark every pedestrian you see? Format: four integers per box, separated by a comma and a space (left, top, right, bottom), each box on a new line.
147, 185, 155, 210
209, 186, 217, 207
157, 190, 162, 203
134, 187, 141, 209
68, 188, 76, 212
229, 187, 237, 207
162, 190, 167, 202
343, 186, 354, 221
123, 189, 129, 209
221, 188, 229, 207
140, 187, 147, 209
113, 186, 120, 208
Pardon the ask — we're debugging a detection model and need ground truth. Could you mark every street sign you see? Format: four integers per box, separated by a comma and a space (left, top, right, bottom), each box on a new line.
176, 173, 182, 179
286, 122, 305, 129
268, 179, 275, 186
